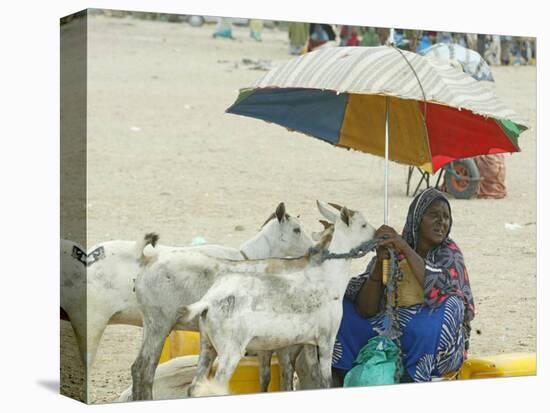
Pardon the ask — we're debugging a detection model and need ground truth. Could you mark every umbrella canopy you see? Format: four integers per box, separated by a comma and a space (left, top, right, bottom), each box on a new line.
418, 43, 495, 82
227, 46, 527, 173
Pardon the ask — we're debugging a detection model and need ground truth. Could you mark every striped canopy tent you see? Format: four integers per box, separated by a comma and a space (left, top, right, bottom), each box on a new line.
419, 43, 495, 82
227, 46, 527, 175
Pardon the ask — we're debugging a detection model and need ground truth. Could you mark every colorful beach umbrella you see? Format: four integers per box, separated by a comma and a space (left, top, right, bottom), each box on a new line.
227, 45, 527, 224
227, 46, 526, 175
419, 42, 495, 82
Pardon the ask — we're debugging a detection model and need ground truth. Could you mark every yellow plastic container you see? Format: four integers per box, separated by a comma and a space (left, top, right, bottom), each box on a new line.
159, 331, 201, 364
227, 356, 281, 394
158, 331, 281, 393
458, 353, 536, 380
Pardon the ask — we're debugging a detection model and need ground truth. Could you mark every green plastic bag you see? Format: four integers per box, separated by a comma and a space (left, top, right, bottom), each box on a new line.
343, 336, 403, 387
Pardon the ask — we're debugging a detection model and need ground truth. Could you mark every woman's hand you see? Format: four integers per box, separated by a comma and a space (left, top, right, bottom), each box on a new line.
375, 225, 410, 257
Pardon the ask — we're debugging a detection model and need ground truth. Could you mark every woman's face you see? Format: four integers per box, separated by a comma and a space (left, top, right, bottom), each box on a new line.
418, 199, 451, 248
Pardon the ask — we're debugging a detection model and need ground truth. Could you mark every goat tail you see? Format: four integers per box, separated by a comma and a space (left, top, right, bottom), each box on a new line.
178, 301, 209, 324
135, 232, 159, 263
192, 378, 230, 397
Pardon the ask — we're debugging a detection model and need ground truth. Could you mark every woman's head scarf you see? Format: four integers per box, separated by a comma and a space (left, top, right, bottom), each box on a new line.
402, 187, 452, 252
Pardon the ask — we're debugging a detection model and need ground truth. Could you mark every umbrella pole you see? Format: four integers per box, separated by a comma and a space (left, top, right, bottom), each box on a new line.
384, 98, 390, 224
383, 96, 390, 284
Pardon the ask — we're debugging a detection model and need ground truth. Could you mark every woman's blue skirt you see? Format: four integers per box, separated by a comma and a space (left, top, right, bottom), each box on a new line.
332, 295, 466, 382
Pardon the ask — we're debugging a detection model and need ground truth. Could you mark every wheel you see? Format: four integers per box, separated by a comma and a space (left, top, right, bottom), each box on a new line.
443, 158, 480, 199
188, 15, 204, 27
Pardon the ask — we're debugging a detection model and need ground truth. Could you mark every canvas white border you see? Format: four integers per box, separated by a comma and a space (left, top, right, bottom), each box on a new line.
0, 0, 546, 412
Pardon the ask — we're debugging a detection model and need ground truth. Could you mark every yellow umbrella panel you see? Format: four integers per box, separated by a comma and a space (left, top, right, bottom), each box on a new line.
339, 94, 433, 173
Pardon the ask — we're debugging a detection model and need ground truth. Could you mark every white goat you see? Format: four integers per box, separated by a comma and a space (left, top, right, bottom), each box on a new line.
255, 219, 334, 392
60, 202, 311, 375
125, 223, 333, 400
179, 201, 376, 396
130, 204, 313, 400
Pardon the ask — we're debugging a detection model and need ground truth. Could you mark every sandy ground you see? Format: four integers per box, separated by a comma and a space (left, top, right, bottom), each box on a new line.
60, 15, 537, 404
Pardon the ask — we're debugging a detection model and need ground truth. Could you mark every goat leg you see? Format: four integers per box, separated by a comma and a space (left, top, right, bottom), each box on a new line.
85, 311, 113, 373
295, 345, 322, 390
256, 350, 273, 392
188, 331, 218, 396
317, 339, 335, 389
131, 312, 172, 400
276, 349, 294, 391
213, 346, 247, 389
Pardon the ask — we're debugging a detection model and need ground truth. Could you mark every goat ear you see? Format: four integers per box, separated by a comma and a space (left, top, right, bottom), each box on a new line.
318, 219, 331, 229
275, 202, 287, 223
317, 200, 337, 223
340, 207, 351, 227
317, 227, 334, 250
328, 202, 343, 211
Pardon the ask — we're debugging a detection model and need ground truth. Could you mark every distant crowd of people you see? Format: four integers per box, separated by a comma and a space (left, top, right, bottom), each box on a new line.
211, 17, 536, 66
287, 24, 535, 66
93, 11, 536, 66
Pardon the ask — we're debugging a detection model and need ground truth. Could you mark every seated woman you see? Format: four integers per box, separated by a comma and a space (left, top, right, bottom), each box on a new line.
332, 188, 475, 384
